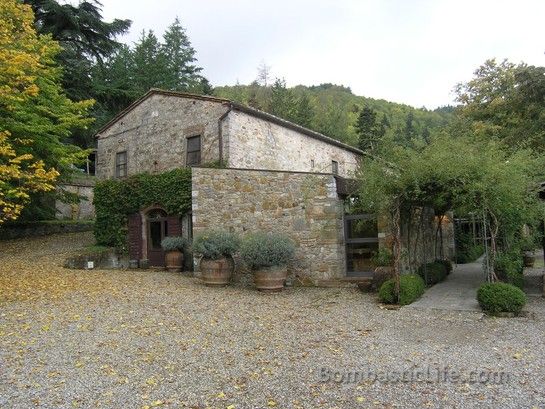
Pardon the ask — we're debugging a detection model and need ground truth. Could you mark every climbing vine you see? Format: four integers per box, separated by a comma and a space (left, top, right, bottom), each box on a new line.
93, 169, 192, 248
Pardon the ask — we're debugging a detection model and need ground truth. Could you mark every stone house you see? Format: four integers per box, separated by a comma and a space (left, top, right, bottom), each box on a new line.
95, 89, 453, 284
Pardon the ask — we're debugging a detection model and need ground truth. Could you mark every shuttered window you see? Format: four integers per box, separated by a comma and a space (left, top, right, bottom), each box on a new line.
186, 135, 201, 166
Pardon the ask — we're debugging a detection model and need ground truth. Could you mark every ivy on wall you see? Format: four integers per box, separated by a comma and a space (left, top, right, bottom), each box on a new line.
93, 169, 192, 247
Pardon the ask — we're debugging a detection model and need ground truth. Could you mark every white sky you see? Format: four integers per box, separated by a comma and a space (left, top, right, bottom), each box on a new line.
100, 0, 545, 108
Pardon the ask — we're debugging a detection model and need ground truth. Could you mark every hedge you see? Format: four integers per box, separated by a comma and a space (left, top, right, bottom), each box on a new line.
93, 169, 192, 248
477, 282, 527, 314
378, 274, 425, 305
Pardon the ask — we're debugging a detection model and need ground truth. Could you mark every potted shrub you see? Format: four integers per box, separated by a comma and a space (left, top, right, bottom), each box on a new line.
161, 236, 188, 272
240, 232, 295, 292
192, 230, 240, 286
521, 237, 537, 267
371, 248, 394, 290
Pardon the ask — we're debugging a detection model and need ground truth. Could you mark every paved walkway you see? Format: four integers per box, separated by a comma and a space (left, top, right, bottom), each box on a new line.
406, 258, 486, 312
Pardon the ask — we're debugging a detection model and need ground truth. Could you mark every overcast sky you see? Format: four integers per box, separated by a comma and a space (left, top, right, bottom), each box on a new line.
100, 0, 545, 108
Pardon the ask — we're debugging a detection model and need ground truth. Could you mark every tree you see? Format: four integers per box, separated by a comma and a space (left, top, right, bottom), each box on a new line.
23, 0, 130, 101
355, 106, 380, 151
294, 94, 315, 128
256, 61, 272, 86
24, 0, 131, 147
269, 78, 298, 122
0, 0, 92, 223
455, 59, 545, 151
132, 30, 168, 94
161, 17, 203, 92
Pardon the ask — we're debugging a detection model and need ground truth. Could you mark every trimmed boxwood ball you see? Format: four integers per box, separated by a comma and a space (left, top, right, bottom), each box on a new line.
477, 282, 527, 314
418, 261, 447, 285
378, 274, 425, 305
240, 232, 295, 269
161, 236, 188, 251
192, 230, 240, 260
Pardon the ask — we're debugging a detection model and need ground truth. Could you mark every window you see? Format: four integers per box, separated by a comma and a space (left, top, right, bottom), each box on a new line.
115, 151, 127, 178
186, 135, 201, 166
331, 160, 339, 175
311, 159, 315, 169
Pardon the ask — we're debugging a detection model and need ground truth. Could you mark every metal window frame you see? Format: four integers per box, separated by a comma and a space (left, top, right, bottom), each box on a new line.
344, 213, 379, 277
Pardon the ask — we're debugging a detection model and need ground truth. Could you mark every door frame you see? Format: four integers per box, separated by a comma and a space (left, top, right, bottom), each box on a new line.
139, 205, 168, 266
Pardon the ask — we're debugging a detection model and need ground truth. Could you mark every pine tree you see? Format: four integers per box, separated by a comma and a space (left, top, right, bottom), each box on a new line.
270, 78, 298, 122
355, 107, 380, 151
132, 30, 168, 94
161, 17, 203, 91
294, 94, 315, 128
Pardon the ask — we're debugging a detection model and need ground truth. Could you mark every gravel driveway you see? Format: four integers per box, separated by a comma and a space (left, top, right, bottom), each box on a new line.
1, 233, 544, 408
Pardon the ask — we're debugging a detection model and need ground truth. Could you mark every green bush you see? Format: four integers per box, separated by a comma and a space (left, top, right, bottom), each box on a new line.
418, 261, 447, 285
93, 169, 192, 248
378, 274, 425, 305
477, 282, 527, 314
161, 236, 189, 251
435, 259, 453, 274
494, 251, 524, 289
240, 232, 295, 269
371, 248, 393, 266
192, 230, 240, 260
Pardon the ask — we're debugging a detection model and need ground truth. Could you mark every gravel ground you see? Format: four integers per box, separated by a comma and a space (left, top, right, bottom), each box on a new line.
1, 233, 544, 409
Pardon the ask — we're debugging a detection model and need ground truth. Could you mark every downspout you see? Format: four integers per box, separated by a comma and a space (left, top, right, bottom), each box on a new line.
218, 103, 233, 167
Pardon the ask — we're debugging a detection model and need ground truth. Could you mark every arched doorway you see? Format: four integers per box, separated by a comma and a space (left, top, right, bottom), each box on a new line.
147, 208, 168, 267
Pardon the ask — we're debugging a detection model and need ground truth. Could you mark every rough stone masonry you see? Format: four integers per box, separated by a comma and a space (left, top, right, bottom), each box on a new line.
192, 167, 347, 283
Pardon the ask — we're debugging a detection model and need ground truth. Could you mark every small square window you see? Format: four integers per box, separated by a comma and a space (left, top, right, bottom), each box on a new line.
186, 135, 201, 166
331, 160, 339, 175
115, 151, 127, 178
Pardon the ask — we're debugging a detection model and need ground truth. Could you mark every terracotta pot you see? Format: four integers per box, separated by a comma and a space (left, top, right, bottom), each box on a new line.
523, 252, 535, 268
372, 266, 395, 290
254, 265, 288, 292
165, 250, 183, 272
200, 257, 234, 286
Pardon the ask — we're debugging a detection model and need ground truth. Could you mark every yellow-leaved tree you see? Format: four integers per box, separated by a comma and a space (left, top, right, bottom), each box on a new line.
0, 0, 93, 223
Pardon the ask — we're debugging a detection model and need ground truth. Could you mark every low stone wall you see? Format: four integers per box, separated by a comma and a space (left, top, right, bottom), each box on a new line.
192, 167, 346, 284
0, 221, 94, 240
64, 247, 129, 270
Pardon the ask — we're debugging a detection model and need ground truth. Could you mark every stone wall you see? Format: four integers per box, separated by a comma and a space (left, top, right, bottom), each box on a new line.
55, 178, 96, 220
225, 110, 361, 178
96, 93, 229, 179
192, 167, 346, 283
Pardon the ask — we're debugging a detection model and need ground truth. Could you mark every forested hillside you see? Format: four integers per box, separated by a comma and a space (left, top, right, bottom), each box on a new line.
215, 82, 454, 148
